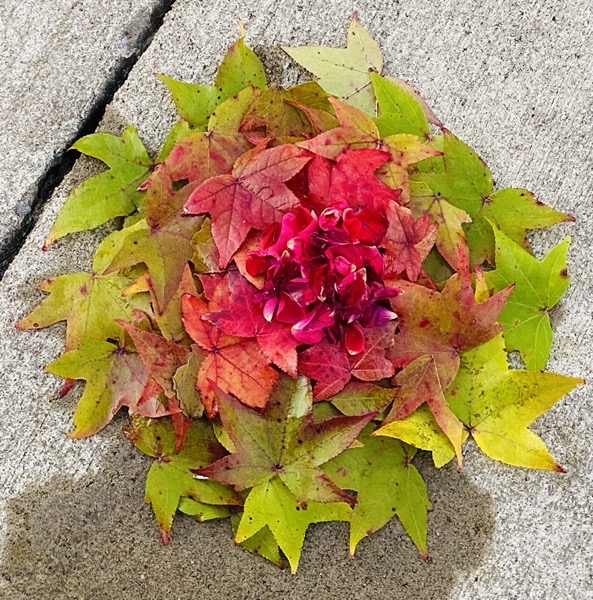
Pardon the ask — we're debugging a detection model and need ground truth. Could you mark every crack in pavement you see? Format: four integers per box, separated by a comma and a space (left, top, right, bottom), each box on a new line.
0, 0, 177, 280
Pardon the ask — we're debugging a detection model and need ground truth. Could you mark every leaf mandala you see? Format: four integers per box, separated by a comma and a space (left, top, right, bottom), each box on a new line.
20, 15, 582, 572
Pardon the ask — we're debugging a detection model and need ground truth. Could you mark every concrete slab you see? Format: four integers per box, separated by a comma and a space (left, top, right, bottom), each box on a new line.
1, 1, 591, 598
0, 0, 171, 269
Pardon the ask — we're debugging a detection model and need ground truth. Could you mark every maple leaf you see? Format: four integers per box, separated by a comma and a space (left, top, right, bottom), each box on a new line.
124, 263, 200, 344
102, 166, 203, 310
348, 323, 397, 381
178, 497, 230, 522
197, 376, 373, 505
45, 339, 175, 438
204, 271, 299, 377
173, 347, 205, 418
282, 13, 382, 114
298, 340, 352, 400
181, 293, 279, 415
388, 271, 512, 389
235, 477, 351, 573
323, 426, 430, 557
330, 382, 394, 416
125, 416, 242, 542
158, 33, 266, 130
370, 73, 430, 139
411, 131, 573, 265
16, 263, 135, 352
239, 82, 335, 143
117, 320, 190, 402
299, 100, 434, 207
485, 228, 571, 370
44, 126, 152, 246
409, 180, 472, 270
184, 143, 310, 267
382, 201, 437, 281
375, 404, 466, 468
445, 335, 582, 470
189, 217, 221, 274
323, 148, 401, 214
385, 355, 464, 465
230, 514, 285, 569
145, 86, 255, 194
298, 98, 380, 160
377, 135, 442, 205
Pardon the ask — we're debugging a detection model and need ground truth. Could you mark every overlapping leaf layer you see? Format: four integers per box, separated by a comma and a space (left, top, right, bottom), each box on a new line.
19, 15, 582, 572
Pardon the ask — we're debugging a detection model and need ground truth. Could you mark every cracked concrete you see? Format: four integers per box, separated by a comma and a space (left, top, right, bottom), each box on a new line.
0, 1, 592, 598
0, 0, 174, 273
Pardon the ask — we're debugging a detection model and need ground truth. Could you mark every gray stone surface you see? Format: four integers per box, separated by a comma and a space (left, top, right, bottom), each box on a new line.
0, 0, 167, 263
1, 1, 592, 598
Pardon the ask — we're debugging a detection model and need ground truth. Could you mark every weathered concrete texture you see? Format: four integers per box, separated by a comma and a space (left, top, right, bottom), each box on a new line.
1, 1, 592, 598
0, 0, 170, 267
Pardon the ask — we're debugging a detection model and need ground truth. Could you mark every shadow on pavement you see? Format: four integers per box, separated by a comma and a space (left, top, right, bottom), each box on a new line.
1, 437, 494, 600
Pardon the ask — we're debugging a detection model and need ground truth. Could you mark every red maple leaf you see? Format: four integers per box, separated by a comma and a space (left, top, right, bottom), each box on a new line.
349, 323, 396, 381
382, 201, 437, 282
181, 293, 278, 417
298, 340, 352, 401
183, 143, 310, 268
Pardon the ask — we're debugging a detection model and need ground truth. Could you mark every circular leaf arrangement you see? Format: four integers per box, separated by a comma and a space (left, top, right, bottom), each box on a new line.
20, 15, 583, 573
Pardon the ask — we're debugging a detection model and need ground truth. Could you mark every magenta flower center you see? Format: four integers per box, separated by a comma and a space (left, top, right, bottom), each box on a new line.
246, 204, 398, 355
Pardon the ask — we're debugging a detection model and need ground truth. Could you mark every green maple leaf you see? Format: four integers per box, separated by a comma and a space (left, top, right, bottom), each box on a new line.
375, 404, 467, 468
125, 416, 242, 542
370, 73, 429, 138
45, 125, 152, 245
101, 167, 203, 311
235, 478, 351, 573
159, 33, 266, 130
16, 252, 135, 351
173, 347, 205, 418
178, 497, 229, 522
282, 13, 383, 114
445, 335, 582, 470
485, 228, 571, 370
330, 382, 394, 416
411, 131, 572, 264
45, 339, 180, 438
198, 375, 373, 503
231, 514, 284, 569
323, 426, 430, 557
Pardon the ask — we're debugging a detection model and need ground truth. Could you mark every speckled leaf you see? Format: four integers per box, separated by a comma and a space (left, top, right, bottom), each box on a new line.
103, 167, 203, 310
388, 271, 512, 389
16, 270, 135, 351
330, 382, 394, 416
446, 335, 582, 470
46, 340, 173, 438
231, 514, 284, 568
197, 376, 373, 504
412, 131, 572, 264
323, 426, 430, 556
124, 417, 241, 542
